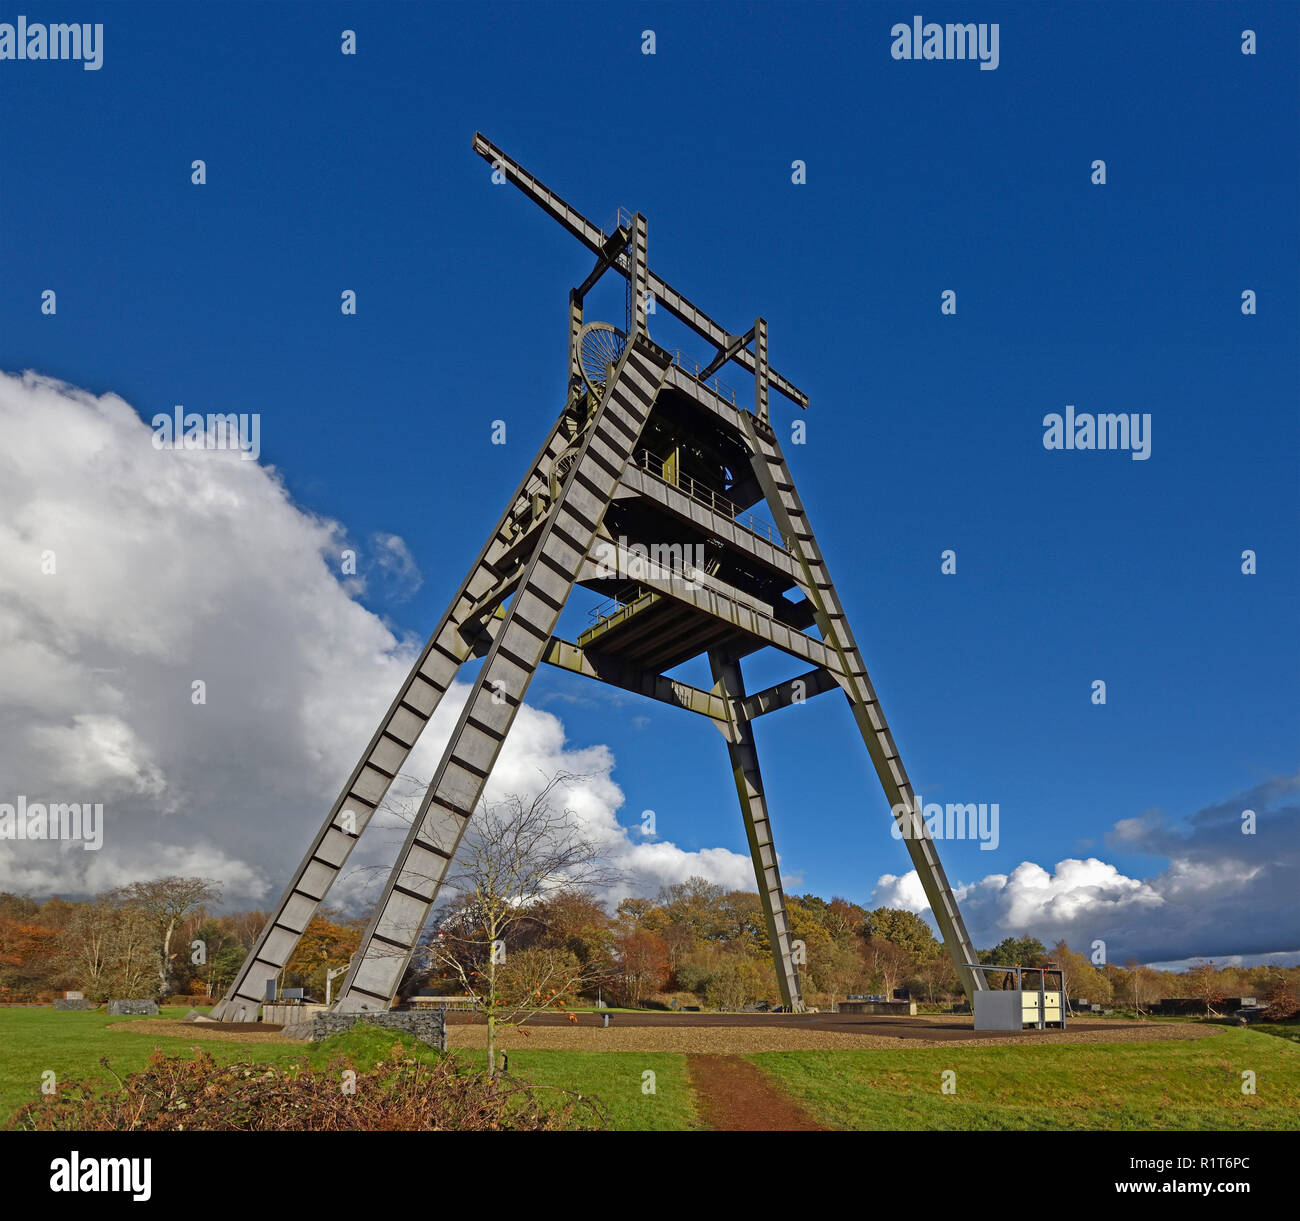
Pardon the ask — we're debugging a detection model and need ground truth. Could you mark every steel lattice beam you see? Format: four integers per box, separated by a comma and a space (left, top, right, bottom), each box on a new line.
333, 335, 674, 1010
472, 133, 809, 410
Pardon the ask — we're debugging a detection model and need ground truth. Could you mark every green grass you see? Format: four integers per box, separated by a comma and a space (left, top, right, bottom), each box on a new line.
0, 1008, 696, 1132
0, 1007, 308, 1124
750, 1028, 1300, 1130
8, 1008, 1295, 1131
459, 1049, 698, 1131
1250, 1021, 1300, 1045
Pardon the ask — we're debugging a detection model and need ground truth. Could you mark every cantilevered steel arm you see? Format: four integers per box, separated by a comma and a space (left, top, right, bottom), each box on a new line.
472, 132, 809, 410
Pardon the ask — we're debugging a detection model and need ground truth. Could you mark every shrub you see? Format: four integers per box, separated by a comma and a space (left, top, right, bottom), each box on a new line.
1264, 980, 1299, 1022
12, 1042, 607, 1131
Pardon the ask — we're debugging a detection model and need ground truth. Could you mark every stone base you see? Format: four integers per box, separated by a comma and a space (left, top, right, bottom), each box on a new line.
307, 1011, 446, 1050
837, 999, 917, 1016
107, 999, 160, 1016
53, 998, 94, 1010
262, 1002, 328, 1026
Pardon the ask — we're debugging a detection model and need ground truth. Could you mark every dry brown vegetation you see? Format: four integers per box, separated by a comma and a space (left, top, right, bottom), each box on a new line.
12, 1043, 606, 1131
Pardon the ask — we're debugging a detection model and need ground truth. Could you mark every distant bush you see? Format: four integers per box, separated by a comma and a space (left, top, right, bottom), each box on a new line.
647, 991, 701, 1011
12, 1040, 607, 1131
1264, 980, 1299, 1022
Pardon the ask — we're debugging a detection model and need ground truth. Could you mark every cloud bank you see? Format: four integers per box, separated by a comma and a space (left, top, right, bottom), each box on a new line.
0, 370, 751, 907
873, 773, 1300, 963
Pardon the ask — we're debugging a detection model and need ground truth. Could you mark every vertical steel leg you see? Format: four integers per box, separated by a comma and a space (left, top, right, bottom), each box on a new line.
710, 651, 804, 1012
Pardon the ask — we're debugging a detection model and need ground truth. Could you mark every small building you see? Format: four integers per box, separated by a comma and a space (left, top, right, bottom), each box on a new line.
970, 964, 1066, 1031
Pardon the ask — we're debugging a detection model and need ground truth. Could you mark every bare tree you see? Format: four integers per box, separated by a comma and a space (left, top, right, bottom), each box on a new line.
1123, 958, 1156, 1016
861, 936, 913, 1000
1186, 960, 1225, 1017
57, 896, 157, 1000
116, 877, 222, 996
391, 773, 619, 1075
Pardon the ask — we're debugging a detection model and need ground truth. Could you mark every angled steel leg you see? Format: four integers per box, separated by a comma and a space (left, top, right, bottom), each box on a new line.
210, 414, 575, 1020
709, 651, 804, 1012
334, 335, 673, 1010
741, 414, 985, 1001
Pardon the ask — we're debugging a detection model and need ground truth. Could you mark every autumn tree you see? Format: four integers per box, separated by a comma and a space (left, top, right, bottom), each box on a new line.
810, 937, 865, 1003
0, 915, 61, 1000
1049, 940, 1113, 1007
1263, 976, 1299, 1021
657, 878, 727, 942
282, 910, 364, 999
911, 952, 959, 1004
1123, 958, 1158, 1016
981, 936, 1047, 967
116, 877, 222, 995
56, 897, 156, 1001
1186, 960, 1225, 1016
613, 929, 670, 1006
862, 936, 913, 999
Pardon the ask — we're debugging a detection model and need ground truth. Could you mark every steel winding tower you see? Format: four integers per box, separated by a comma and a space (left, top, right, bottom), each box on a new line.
211, 135, 987, 1020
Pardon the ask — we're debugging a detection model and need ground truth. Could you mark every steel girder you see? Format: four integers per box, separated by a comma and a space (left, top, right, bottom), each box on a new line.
709, 651, 804, 1011
209, 413, 577, 1022
739, 413, 987, 1000
332, 335, 673, 1010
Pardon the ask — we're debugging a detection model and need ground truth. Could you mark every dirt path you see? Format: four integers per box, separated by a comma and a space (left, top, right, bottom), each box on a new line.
687, 1054, 825, 1131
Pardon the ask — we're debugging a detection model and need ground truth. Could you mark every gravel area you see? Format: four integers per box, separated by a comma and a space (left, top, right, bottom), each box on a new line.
107, 1019, 290, 1044
109, 1013, 1219, 1055
444, 1015, 1218, 1054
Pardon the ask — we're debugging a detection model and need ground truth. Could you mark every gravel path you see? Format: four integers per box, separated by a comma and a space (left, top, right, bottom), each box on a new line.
444, 1016, 1218, 1054
110, 1014, 1219, 1055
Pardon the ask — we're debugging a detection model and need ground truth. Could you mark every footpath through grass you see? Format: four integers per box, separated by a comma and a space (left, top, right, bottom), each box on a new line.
751, 1027, 1300, 1130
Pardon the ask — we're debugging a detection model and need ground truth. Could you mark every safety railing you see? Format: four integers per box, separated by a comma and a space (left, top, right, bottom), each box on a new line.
633, 449, 788, 551
584, 587, 649, 627
602, 206, 635, 239
668, 349, 741, 406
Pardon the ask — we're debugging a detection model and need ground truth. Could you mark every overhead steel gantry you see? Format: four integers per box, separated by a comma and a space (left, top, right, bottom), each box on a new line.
211, 135, 986, 1022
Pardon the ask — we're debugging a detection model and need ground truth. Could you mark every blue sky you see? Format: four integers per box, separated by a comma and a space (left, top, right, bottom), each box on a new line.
1, 2, 1296, 965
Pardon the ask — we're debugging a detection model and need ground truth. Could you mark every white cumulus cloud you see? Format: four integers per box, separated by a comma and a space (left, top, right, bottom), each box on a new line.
0, 370, 752, 911
871, 773, 1300, 962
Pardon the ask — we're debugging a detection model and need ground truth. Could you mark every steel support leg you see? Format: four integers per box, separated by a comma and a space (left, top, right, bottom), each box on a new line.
741, 414, 986, 1002
334, 335, 673, 1010
210, 414, 574, 1020
710, 651, 804, 1012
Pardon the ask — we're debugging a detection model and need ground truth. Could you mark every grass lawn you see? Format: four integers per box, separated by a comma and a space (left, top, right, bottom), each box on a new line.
0, 1008, 696, 1132
5, 1008, 1297, 1131
0, 1007, 307, 1123
1251, 1020, 1300, 1045
462, 1049, 698, 1131
750, 1027, 1300, 1130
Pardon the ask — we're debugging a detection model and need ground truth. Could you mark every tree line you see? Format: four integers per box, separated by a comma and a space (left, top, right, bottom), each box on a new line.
2, 879, 1296, 1016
